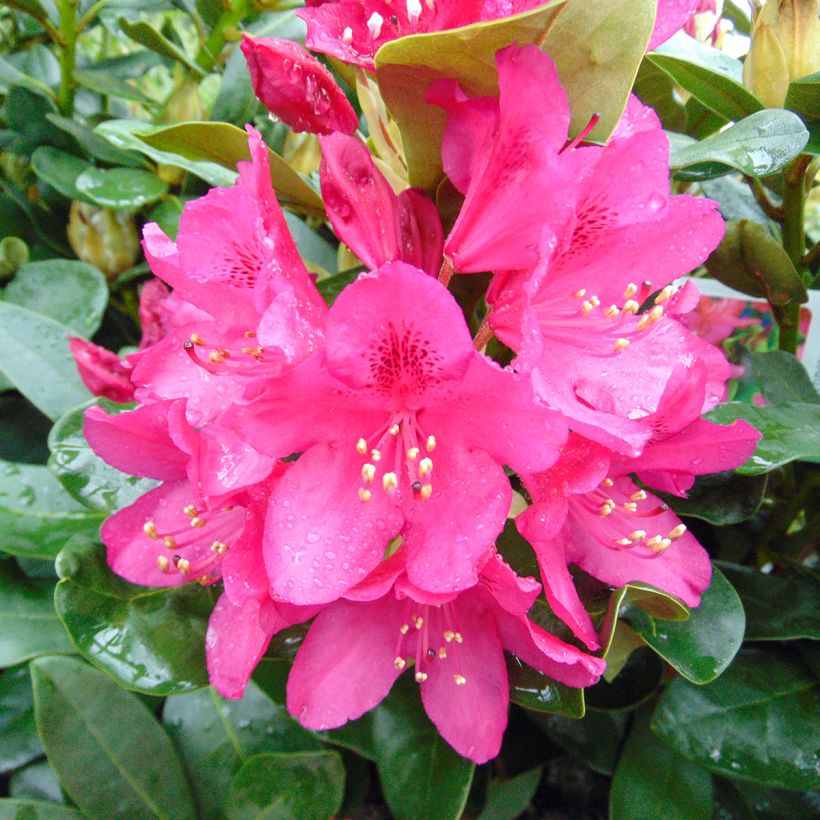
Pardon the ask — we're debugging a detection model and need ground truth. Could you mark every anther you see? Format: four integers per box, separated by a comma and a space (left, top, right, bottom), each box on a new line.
163, 536, 176, 550
407, 447, 419, 460
362, 463, 376, 484
371, 449, 382, 462
444, 630, 455, 643
210, 540, 228, 555
208, 350, 225, 364
669, 524, 687, 539
655, 285, 672, 303
414, 616, 424, 629
635, 314, 650, 332
438, 647, 447, 659
415, 671, 428, 682
419, 457, 433, 477
383, 472, 398, 493
623, 299, 640, 314
176, 557, 191, 575
599, 503, 614, 516
190, 516, 206, 528
600, 478, 614, 487
342, 26, 353, 43
243, 330, 256, 338
590, 295, 600, 308
394, 657, 406, 670
358, 488, 372, 503
605, 305, 620, 318
629, 529, 647, 542
622, 502, 638, 513
630, 490, 647, 501
426, 435, 436, 452
645, 535, 663, 551
649, 305, 665, 323
406, 0, 422, 23
573, 288, 587, 299
143, 521, 158, 539
624, 283, 638, 299
400, 623, 410, 635
613, 338, 630, 351
389, 424, 400, 436
454, 632, 463, 643
156, 555, 170, 572
581, 300, 594, 316
190, 333, 204, 346
420, 484, 433, 500
183, 505, 197, 517
453, 674, 467, 686
356, 438, 367, 455
367, 11, 384, 38
616, 538, 632, 546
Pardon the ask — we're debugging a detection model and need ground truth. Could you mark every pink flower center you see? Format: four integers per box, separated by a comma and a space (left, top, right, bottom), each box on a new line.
183, 330, 281, 377
393, 600, 468, 687
569, 477, 687, 559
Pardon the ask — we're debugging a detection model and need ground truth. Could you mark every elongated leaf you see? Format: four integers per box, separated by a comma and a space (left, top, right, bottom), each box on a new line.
0, 801, 82, 820
648, 32, 762, 122
508, 657, 585, 718
3, 0, 50, 23
44, 115, 147, 168
611, 706, 713, 820
75, 167, 168, 211
8, 761, 63, 804
0, 666, 42, 774
118, 18, 205, 77
72, 69, 152, 105
717, 562, 820, 642
226, 751, 345, 820
478, 768, 541, 820
94, 120, 237, 188
137, 122, 325, 217
0, 56, 54, 100
750, 351, 820, 405
54, 539, 213, 695
626, 565, 745, 684
704, 220, 808, 305
0, 562, 73, 666
48, 400, 158, 514
31, 655, 197, 819
665, 471, 767, 525
670, 110, 809, 179
706, 401, 820, 473
4, 260, 107, 338
0, 459, 103, 559
652, 647, 820, 790
0, 301, 91, 421
29, 147, 93, 202
785, 71, 820, 154
164, 682, 321, 819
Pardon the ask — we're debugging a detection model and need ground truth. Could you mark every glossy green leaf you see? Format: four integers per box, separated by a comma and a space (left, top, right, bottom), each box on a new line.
29, 147, 93, 202
665, 471, 767, 525
209, 45, 258, 126
54, 538, 213, 695
284, 212, 337, 273
716, 777, 820, 818
31, 655, 197, 819
8, 761, 63, 804
163, 682, 321, 819
585, 646, 664, 711
626, 565, 745, 684
48, 399, 158, 514
699, 176, 770, 225
74, 167, 168, 211
717, 562, 820, 641
478, 767, 541, 820
0, 301, 91, 421
785, 71, 820, 154
4, 260, 108, 338
0, 666, 42, 774
225, 751, 345, 820
0, 460, 103, 559
323, 675, 474, 820
0, 58, 54, 101
0, 561, 73, 666
72, 69, 152, 105
3, 0, 50, 23
137, 122, 325, 217
45, 115, 148, 168
652, 647, 820, 790
94, 120, 237, 187
705, 220, 808, 305
316, 269, 359, 307
508, 657, 586, 718
647, 32, 762, 122
633, 59, 687, 132
118, 18, 205, 77
750, 350, 820, 404
706, 401, 820, 473
670, 110, 809, 179
611, 706, 713, 820
0, 801, 81, 820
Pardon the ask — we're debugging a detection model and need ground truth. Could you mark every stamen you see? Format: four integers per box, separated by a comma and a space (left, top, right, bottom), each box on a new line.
367, 11, 384, 38
426, 435, 436, 452
622, 502, 638, 513
163, 536, 176, 550
600, 478, 614, 487
356, 438, 368, 455
630, 490, 647, 501
590, 295, 600, 308
420, 484, 433, 500
419, 457, 433, 477
176, 557, 191, 575
407, 447, 419, 460
371, 449, 382, 462
623, 283, 638, 299
669, 524, 686, 539
383, 472, 398, 493
438, 647, 447, 659
143, 521, 158, 539
613, 338, 630, 351
444, 630, 455, 642
156, 555, 170, 572
362, 463, 376, 484
629, 529, 647, 542
574, 288, 587, 299
604, 305, 620, 318
406, 0, 422, 23
623, 299, 640, 314
453, 674, 467, 686
342, 26, 353, 43
190, 516, 206, 528
414, 616, 424, 629
183, 505, 197, 517
389, 424, 400, 436
415, 671, 428, 682
655, 285, 672, 303
358, 488, 372, 503
394, 656, 406, 670
189, 333, 204, 346
400, 624, 410, 635
581, 300, 594, 316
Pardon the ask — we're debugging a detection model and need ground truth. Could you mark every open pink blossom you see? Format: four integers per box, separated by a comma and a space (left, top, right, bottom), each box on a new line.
227, 261, 566, 605
240, 35, 359, 135
320, 132, 443, 275
286, 548, 605, 763
132, 126, 327, 426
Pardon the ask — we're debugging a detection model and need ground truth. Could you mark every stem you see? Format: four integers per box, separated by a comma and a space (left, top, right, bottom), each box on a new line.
473, 316, 494, 351
57, 0, 78, 116
745, 176, 784, 222
801, 242, 820, 270
195, 0, 249, 72
438, 255, 454, 288
776, 154, 812, 354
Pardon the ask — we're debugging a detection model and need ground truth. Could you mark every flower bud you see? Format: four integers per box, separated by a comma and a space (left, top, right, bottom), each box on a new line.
0, 237, 29, 282
240, 35, 359, 134
67, 201, 140, 279
743, 0, 820, 108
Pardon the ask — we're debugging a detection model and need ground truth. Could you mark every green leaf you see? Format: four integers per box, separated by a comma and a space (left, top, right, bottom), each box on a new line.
716, 777, 820, 818
0, 459, 102, 559
0, 301, 91, 421
0, 666, 43, 774
626, 565, 745, 684
284, 212, 337, 273
8, 761, 63, 804
785, 71, 820, 154
0, 56, 55, 101
48, 399, 158, 514
508, 657, 586, 718
382, 0, 657, 190
478, 767, 541, 820
209, 45, 258, 126
585, 646, 664, 711
94, 120, 237, 188
4, 260, 108, 338
717, 562, 820, 642
2, 0, 50, 23
670, 110, 809, 179
699, 176, 770, 225
0, 801, 82, 820
74, 167, 168, 211
706, 401, 820, 474
323, 675, 474, 820
647, 32, 762, 122
704, 220, 808, 305
633, 59, 687, 132
45, 115, 148, 168
29, 147, 94, 202
0, 561, 73, 665
72, 69, 152, 105
316, 269, 359, 307
137, 122, 325, 218
164, 682, 320, 819
225, 751, 345, 820
31, 655, 197, 819
652, 647, 820, 790
611, 706, 713, 820
118, 18, 206, 77
750, 350, 820, 405
54, 538, 213, 695
665, 471, 767, 525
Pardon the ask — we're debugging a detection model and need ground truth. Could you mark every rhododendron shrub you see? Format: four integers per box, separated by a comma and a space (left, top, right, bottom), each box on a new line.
3, 0, 817, 816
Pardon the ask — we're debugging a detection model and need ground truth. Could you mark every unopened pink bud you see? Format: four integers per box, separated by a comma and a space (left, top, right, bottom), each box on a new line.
69, 337, 134, 403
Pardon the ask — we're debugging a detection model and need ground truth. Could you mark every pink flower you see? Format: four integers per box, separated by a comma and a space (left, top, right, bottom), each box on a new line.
320, 132, 443, 275
240, 35, 359, 135
69, 337, 135, 403
228, 261, 566, 605
286, 548, 605, 763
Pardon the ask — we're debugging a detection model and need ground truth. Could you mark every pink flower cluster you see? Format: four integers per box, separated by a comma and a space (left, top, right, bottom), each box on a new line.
80, 31, 759, 764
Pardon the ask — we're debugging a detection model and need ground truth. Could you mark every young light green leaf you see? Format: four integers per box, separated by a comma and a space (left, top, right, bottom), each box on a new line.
31, 655, 197, 819
30, 147, 94, 202
75, 167, 169, 211
118, 18, 206, 77
750, 350, 820, 404
72, 69, 152, 105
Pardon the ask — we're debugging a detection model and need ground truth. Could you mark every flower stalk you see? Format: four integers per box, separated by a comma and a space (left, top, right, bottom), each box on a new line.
57, 0, 78, 116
